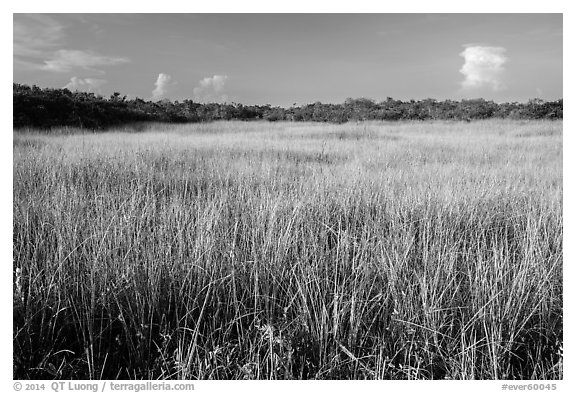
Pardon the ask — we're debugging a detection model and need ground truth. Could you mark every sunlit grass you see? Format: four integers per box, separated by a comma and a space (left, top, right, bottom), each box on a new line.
13, 120, 562, 379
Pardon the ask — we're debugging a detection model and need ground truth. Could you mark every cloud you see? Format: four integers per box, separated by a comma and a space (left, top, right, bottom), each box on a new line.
193, 75, 229, 103
14, 14, 65, 58
14, 15, 130, 74
41, 50, 129, 73
64, 77, 107, 93
459, 46, 508, 91
14, 14, 66, 70
152, 73, 173, 99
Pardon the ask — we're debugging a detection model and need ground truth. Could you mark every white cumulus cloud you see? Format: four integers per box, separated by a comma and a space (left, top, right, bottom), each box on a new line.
459, 46, 508, 91
64, 77, 107, 93
193, 75, 229, 103
152, 73, 173, 99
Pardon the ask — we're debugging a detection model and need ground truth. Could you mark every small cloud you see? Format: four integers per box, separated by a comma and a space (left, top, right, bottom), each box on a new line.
41, 49, 129, 73
459, 46, 508, 91
152, 73, 173, 99
64, 77, 106, 93
193, 75, 229, 103
536, 88, 543, 97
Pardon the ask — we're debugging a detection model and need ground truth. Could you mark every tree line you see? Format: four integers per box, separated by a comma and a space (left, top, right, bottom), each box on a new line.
14, 83, 563, 130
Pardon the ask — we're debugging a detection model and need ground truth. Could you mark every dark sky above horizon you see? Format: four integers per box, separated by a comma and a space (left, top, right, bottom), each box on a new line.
13, 13, 562, 106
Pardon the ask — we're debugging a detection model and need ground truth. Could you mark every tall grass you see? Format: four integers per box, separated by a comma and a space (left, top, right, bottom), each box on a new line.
13, 120, 562, 379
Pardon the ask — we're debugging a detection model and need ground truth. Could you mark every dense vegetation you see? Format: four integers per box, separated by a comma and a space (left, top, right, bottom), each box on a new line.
14, 83, 563, 130
14, 121, 562, 379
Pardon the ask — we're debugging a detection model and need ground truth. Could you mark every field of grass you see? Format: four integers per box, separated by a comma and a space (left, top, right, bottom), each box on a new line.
13, 120, 562, 380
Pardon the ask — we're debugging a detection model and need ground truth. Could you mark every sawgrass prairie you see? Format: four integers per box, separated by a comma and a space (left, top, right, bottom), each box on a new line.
13, 120, 562, 379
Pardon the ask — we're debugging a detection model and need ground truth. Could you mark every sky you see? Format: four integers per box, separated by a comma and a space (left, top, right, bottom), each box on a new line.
13, 13, 563, 106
